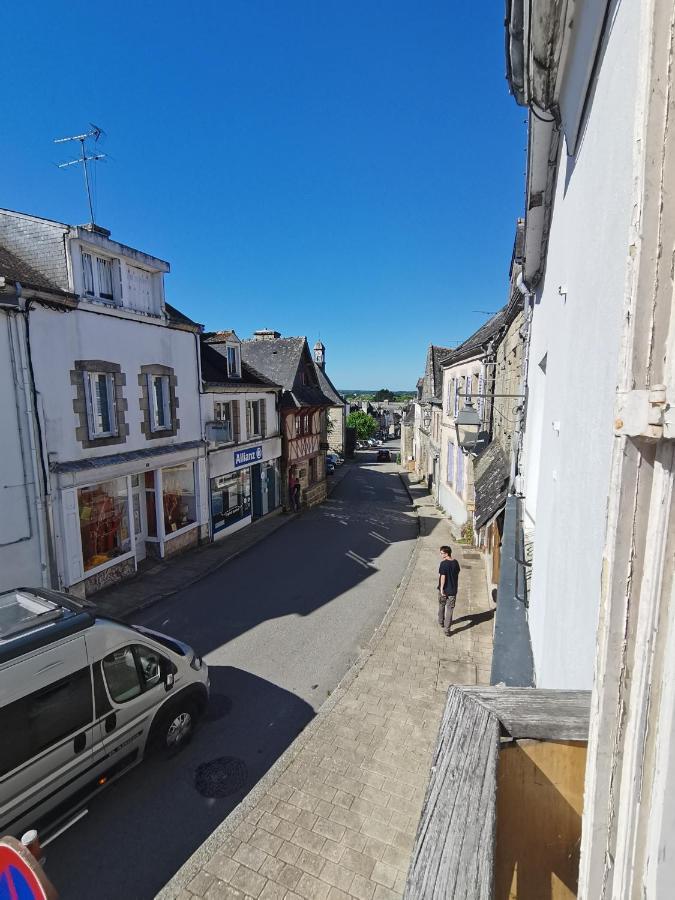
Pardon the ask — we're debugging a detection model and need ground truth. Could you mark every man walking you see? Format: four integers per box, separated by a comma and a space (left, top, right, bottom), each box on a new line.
438, 545, 460, 635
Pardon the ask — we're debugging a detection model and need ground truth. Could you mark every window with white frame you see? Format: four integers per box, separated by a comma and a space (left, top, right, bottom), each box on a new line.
226, 345, 241, 378
213, 400, 233, 442
148, 374, 171, 431
85, 372, 117, 438
246, 399, 266, 438
81, 249, 119, 304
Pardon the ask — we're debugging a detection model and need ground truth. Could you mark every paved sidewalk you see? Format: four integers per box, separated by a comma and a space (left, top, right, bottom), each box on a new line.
158, 475, 495, 900
94, 461, 355, 620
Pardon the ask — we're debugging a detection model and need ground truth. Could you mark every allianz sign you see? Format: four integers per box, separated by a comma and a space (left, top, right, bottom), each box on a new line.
234, 445, 263, 468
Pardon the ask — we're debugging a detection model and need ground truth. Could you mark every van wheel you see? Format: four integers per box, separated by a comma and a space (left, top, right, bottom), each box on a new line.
152, 701, 197, 756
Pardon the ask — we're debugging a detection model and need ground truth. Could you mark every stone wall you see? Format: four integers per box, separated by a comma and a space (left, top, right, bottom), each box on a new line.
163, 526, 199, 558
84, 556, 136, 596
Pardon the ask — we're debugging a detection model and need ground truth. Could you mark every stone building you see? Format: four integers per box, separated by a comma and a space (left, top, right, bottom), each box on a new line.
312, 340, 347, 454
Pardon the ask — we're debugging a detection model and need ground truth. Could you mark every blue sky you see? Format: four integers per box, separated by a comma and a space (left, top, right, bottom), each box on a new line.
4, 1, 525, 389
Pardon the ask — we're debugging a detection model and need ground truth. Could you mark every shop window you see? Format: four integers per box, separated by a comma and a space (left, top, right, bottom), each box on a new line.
162, 463, 196, 534
78, 478, 131, 572
84, 371, 118, 438
149, 374, 171, 431
211, 469, 251, 533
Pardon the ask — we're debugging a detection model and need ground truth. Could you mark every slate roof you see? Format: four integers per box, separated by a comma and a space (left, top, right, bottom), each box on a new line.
200, 341, 280, 389
421, 345, 454, 403
314, 363, 345, 407
165, 302, 203, 332
403, 407, 415, 426
241, 336, 333, 409
0, 244, 71, 296
473, 440, 510, 530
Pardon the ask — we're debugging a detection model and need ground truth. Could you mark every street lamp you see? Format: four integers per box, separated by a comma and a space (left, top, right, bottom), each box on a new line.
455, 401, 482, 453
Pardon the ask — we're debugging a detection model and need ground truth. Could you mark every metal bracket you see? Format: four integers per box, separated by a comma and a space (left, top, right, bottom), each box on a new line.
614, 386, 671, 439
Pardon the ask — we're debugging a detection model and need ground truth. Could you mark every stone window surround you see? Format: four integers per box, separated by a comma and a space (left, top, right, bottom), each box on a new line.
71, 360, 129, 450
139, 363, 179, 440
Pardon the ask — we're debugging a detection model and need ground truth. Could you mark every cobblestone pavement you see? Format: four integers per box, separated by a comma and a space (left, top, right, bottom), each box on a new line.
158, 476, 495, 900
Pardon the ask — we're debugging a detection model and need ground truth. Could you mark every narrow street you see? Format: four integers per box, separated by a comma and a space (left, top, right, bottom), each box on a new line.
46, 447, 416, 900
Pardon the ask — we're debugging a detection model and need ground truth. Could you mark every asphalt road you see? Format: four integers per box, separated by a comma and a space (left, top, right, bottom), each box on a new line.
46, 444, 416, 900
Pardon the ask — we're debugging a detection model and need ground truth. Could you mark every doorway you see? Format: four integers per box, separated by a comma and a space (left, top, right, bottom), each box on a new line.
131, 474, 147, 561
251, 464, 263, 519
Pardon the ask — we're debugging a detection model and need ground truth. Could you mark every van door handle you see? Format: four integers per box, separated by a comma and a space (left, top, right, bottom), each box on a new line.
73, 733, 86, 753
105, 712, 117, 734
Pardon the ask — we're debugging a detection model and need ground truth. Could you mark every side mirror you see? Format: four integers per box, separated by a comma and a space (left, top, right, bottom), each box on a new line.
163, 659, 178, 691
164, 671, 175, 691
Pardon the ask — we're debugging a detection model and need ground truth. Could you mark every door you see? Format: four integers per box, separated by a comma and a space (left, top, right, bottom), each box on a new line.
251, 464, 263, 519
266, 463, 277, 512
98, 643, 171, 760
0, 637, 96, 835
131, 474, 147, 562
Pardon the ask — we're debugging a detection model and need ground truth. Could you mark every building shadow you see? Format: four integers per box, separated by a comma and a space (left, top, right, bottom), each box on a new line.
45, 666, 315, 900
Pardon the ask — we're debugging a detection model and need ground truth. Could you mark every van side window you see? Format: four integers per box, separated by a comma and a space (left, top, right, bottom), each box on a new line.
102, 645, 164, 703
0, 667, 93, 777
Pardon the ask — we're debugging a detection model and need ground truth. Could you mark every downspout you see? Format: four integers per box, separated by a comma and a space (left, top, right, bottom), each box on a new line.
511, 272, 534, 493
14, 286, 55, 587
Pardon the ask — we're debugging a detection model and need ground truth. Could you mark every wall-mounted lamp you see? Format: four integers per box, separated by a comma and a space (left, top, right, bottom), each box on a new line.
455, 402, 482, 453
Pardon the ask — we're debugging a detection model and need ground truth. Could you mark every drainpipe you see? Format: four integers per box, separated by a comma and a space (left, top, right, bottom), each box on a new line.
511, 272, 534, 493
12, 285, 54, 587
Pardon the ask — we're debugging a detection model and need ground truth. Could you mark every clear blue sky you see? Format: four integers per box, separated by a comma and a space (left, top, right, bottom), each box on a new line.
4, 1, 525, 390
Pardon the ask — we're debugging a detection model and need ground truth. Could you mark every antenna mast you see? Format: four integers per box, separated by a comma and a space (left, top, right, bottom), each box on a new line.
54, 125, 106, 225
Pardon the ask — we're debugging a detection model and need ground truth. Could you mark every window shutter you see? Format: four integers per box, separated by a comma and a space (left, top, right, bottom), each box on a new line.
447, 440, 454, 484
232, 400, 240, 442
260, 399, 267, 438
113, 258, 123, 304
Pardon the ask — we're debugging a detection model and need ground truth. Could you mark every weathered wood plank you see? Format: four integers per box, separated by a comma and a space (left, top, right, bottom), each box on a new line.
469, 687, 591, 741
404, 686, 500, 900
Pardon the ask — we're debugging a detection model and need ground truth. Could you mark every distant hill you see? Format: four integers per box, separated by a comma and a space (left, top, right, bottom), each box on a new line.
340, 389, 414, 395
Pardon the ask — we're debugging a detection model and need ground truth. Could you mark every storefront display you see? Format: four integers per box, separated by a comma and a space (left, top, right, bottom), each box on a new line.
211, 469, 251, 534
78, 478, 131, 572
162, 463, 197, 533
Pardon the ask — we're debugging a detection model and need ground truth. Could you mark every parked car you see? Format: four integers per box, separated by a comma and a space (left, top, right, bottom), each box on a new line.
327, 451, 343, 466
0, 587, 210, 839
377, 449, 392, 462
326, 458, 335, 475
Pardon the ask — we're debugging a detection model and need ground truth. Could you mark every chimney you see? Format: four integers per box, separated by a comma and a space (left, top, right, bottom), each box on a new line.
80, 223, 111, 238
314, 340, 325, 370
254, 329, 281, 341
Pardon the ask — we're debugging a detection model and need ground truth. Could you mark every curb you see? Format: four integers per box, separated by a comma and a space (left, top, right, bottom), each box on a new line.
157, 484, 421, 899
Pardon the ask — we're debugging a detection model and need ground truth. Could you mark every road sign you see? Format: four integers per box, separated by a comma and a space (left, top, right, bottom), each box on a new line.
0, 837, 57, 900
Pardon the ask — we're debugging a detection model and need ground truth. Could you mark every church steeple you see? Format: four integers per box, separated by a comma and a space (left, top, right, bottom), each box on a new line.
314, 340, 325, 370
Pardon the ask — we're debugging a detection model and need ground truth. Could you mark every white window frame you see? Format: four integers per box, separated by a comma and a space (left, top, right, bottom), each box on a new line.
84, 371, 118, 438
80, 246, 120, 305
226, 344, 241, 378
246, 400, 262, 438
148, 374, 172, 432
213, 400, 233, 442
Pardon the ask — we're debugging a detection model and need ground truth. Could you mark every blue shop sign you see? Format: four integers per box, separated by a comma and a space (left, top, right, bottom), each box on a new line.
234, 445, 263, 468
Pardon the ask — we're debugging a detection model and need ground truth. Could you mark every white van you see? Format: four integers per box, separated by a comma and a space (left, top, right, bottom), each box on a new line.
0, 587, 210, 838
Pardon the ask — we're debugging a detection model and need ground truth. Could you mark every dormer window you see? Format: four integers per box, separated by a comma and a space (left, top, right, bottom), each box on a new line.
81, 249, 119, 305
226, 345, 241, 378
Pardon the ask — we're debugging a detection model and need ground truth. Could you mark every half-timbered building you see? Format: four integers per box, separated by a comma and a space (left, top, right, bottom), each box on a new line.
241, 331, 334, 509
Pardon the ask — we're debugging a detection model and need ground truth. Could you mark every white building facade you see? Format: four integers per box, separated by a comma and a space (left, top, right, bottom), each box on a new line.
201, 333, 282, 540
0, 210, 208, 597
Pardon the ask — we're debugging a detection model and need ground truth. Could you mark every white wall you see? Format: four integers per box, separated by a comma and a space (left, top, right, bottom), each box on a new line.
523, 0, 641, 689
0, 312, 45, 589
30, 305, 202, 464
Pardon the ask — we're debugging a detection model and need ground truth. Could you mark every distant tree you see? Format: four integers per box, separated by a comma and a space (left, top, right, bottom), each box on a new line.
373, 388, 395, 402
346, 410, 378, 440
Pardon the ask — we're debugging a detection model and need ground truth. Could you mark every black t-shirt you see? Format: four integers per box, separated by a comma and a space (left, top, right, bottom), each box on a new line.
438, 558, 460, 596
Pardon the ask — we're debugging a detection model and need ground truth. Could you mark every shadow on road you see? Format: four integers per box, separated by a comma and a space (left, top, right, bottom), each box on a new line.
46, 666, 315, 900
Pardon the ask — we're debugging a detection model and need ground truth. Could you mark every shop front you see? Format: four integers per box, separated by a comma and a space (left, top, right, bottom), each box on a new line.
54, 443, 208, 596
207, 435, 281, 540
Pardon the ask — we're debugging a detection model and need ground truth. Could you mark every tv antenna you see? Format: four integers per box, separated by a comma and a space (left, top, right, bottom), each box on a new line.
54, 124, 106, 225
472, 310, 496, 316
